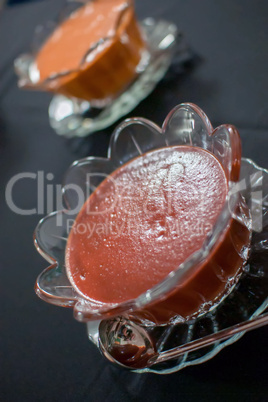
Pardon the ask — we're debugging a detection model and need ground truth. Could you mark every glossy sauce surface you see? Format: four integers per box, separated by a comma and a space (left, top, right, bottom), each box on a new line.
65, 146, 228, 304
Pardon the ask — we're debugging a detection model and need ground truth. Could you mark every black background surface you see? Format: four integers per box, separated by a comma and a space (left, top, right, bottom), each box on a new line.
0, 1, 267, 401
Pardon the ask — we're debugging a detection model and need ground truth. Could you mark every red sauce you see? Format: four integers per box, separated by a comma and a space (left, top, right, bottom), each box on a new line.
66, 146, 231, 314
35, 0, 145, 101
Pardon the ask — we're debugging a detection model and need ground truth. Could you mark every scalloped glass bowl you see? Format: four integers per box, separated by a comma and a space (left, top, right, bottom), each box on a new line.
34, 103, 268, 372
35, 102, 250, 320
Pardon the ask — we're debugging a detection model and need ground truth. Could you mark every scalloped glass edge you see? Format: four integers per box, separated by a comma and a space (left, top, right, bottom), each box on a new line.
143, 307, 268, 374
34, 102, 252, 323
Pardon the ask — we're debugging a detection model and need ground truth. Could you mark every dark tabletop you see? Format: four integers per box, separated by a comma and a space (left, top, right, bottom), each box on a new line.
0, 0, 268, 401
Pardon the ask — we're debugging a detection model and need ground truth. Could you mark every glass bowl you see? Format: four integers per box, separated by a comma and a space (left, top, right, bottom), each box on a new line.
14, 0, 185, 137
14, 0, 148, 105
34, 103, 267, 372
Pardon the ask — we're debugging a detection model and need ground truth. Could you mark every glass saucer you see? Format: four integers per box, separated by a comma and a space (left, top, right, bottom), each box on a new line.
48, 18, 182, 137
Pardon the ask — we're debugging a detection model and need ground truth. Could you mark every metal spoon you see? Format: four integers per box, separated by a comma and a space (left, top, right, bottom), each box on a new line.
99, 311, 268, 369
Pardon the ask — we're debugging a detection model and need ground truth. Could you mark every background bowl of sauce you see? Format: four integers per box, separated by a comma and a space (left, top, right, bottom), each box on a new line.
14, 1, 182, 137
14, 0, 147, 105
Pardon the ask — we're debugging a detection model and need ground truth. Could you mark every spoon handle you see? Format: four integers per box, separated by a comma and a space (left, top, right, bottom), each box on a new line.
153, 310, 268, 365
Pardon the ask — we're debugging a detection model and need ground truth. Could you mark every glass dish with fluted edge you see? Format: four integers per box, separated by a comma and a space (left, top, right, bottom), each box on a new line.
34, 103, 267, 373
